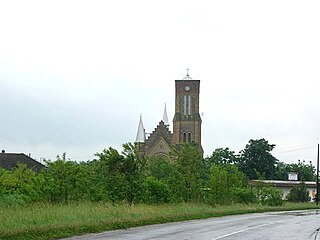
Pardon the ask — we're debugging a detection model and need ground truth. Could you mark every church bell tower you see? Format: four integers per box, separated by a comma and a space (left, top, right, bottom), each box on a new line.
173, 70, 202, 150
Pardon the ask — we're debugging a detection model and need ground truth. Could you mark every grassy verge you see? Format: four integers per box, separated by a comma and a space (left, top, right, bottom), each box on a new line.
0, 202, 318, 240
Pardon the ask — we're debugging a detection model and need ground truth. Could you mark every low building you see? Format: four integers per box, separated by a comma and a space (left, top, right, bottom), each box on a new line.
0, 150, 45, 173
250, 179, 316, 201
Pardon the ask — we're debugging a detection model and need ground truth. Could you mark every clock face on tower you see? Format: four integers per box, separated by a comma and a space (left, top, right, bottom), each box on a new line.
185, 86, 190, 91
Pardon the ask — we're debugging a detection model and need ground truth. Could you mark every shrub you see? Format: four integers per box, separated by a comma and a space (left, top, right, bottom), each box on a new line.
260, 187, 284, 206
209, 165, 248, 205
144, 177, 172, 204
233, 187, 257, 204
286, 182, 310, 202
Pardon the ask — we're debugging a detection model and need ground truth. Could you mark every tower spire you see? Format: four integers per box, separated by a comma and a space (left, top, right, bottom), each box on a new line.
162, 103, 169, 126
135, 114, 146, 143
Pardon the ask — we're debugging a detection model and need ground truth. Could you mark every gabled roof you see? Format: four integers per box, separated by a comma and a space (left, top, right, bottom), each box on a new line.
0, 152, 45, 173
144, 120, 173, 157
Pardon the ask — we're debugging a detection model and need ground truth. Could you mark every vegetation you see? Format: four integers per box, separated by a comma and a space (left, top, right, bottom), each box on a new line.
238, 139, 278, 180
286, 182, 311, 202
208, 164, 248, 205
275, 160, 316, 181
0, 202, 318, 240
0, 138, 317, 239
259, 187, 284, 206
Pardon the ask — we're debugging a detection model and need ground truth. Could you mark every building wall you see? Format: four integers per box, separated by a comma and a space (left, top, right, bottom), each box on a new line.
275, 186, 316, 202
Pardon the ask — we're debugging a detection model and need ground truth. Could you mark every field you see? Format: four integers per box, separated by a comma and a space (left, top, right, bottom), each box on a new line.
0, 202, 318, 240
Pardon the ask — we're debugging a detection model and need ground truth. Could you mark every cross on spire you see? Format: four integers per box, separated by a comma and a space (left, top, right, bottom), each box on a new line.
182, 68, 192, 80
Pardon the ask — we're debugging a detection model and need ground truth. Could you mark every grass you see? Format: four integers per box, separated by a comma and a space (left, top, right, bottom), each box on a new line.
0, 202, 318, 240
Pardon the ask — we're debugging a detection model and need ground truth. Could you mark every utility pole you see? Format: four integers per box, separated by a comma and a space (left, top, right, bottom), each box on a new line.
317, 143, 319, 206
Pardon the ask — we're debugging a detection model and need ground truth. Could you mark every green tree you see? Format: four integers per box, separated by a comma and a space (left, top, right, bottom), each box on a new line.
146, 155, 174, 181
205, 148, 238, 167
95, 143, 145, 204
275, 160, 315, 181
260, 186, 284, 206
286, 182, 310, 202
239, 139, 278, 180
144, 176, 172, 204
208, 164, 248, 205
41, 153, 89, 203
0, 164, 43, 205
170, 143, 205, 202
0, 164, 36, 196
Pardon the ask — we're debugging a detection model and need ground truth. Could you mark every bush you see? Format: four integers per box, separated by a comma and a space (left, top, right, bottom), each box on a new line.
260, 187, 284, 206
144, 177, 172, 204
209, 165, 248, 205
233, 187, 257, 204
286, 182, 310, 202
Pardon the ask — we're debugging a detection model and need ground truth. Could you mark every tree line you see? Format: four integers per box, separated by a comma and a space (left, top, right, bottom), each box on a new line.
0, 139, 315, 206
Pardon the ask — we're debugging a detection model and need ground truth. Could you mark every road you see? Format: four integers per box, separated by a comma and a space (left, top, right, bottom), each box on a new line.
63, 210, 320, 240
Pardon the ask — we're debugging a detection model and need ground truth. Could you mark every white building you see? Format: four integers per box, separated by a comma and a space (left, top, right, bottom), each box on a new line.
250, 180, 316, 201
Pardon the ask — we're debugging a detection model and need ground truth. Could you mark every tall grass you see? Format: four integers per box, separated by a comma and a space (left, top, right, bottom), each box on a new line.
0, 202, 318, 240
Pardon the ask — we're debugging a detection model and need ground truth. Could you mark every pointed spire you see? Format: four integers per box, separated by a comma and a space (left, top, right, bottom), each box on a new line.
162, 103, 169, 126
135, 114, 146, 143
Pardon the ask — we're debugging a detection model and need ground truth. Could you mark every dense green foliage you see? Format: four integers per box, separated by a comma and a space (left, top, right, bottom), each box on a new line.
238, 139, 278, 180
0, 138, 316, 208
275, 160, 315, 181
0, 138, 317, 239
205, 147, 238, 167
259, 187, 284, 206
286, 182, 310, 202
208, 164, 248, 204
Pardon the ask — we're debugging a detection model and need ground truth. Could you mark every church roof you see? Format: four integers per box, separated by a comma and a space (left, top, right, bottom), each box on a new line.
135, 114, 146, 143
145, 120, 173, 151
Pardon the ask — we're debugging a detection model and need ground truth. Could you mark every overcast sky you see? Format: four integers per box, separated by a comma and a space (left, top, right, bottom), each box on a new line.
0, 0, 319, 165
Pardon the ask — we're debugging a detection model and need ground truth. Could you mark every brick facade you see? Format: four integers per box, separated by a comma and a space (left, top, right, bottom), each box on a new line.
137, 78, 202, 158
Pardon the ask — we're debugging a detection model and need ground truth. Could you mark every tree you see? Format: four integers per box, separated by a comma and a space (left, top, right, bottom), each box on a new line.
95, 143, 145, 204
0, 164, 37, 198
275, 160, 315, 181
42, 153, 89, 203
146, 155, 174, 181
239, 139, 278, 180
144, 176, 172, 204
170, 143, 205, 202
260, 187, 284, 206
208, 164, 248, 205
205, 148, 238, 168
286, 182, 310, 202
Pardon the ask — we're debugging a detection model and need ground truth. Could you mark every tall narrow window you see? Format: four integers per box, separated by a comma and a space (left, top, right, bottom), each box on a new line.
188, 132, 191, 142
183, 132, 187, 142
183, 95, 187, 115
188, 96, 191, 115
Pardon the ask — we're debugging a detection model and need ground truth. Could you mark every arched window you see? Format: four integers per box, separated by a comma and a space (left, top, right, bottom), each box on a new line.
183, 95, 187, 115
188, 96, 191, 115
188, 132, 192, 142
183, 132, 187, 142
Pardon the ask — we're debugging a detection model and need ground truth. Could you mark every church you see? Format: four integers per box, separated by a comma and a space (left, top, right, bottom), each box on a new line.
135, 71, 202, 158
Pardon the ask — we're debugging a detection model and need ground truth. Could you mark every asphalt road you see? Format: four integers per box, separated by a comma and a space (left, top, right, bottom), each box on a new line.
63, 210, 320, 240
